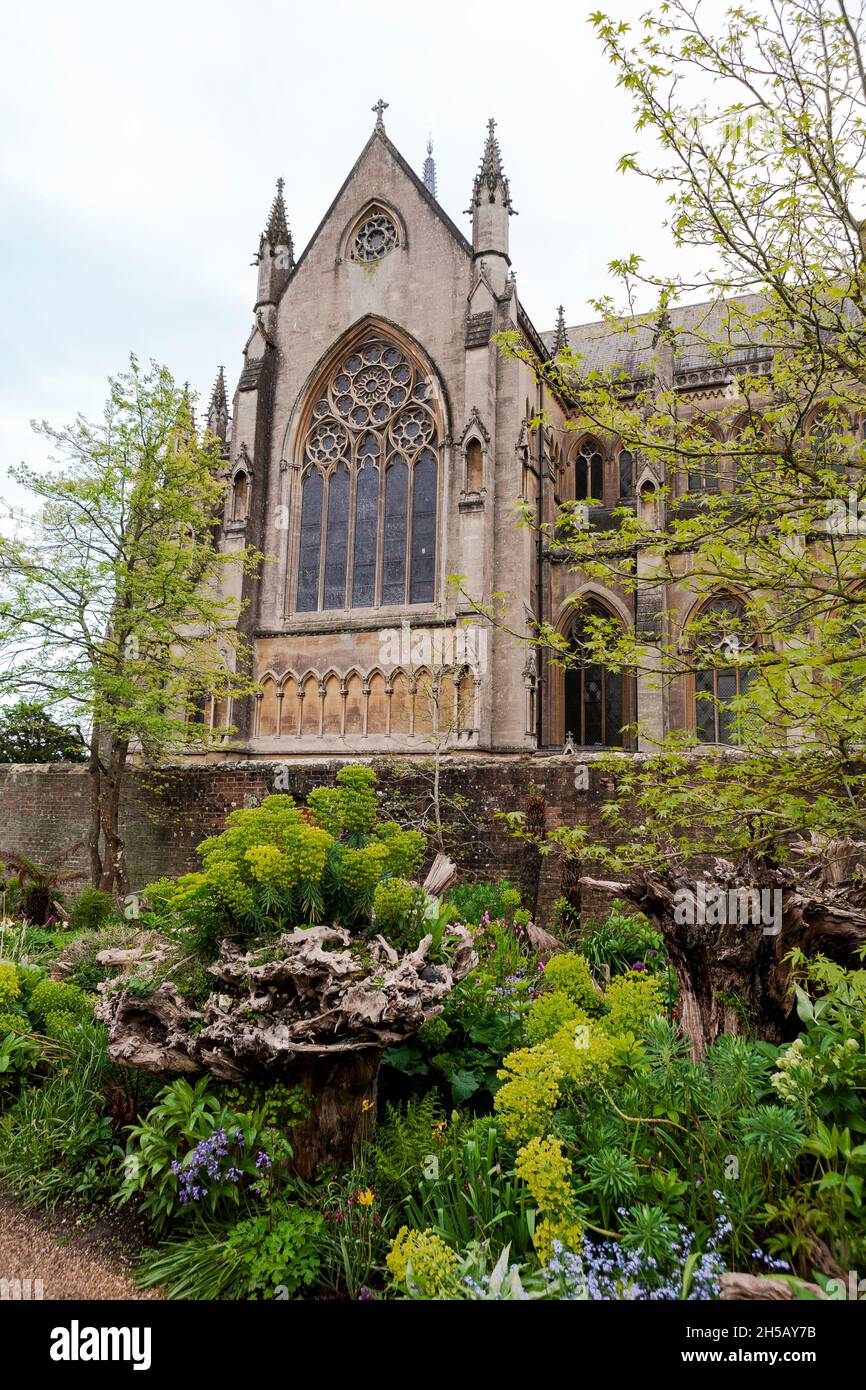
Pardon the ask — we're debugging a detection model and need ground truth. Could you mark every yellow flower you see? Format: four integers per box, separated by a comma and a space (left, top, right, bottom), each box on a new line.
357, 1188, 375, 1207
361, 1098, 374, 1113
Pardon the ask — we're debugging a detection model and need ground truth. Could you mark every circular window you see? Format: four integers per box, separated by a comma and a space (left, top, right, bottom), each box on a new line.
352, 212, 398, 262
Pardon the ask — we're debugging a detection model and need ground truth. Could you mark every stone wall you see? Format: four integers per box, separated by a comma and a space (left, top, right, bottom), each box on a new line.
0, 755, 617, 924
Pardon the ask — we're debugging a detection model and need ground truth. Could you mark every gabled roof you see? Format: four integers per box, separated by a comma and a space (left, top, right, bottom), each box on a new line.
278, 126, 472, 304
540, 293, 772, 378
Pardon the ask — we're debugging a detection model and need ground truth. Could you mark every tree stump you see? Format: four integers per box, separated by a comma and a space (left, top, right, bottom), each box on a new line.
96, 923, 477, 1174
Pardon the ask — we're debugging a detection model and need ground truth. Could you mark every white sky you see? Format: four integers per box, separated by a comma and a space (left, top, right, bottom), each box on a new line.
0, 0, 710, 506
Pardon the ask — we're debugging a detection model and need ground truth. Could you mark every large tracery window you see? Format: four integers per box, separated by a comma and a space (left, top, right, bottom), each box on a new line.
294, 334, 440, 611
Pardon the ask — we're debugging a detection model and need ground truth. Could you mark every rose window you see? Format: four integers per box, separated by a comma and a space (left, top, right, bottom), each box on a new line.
352, 213, 398, 262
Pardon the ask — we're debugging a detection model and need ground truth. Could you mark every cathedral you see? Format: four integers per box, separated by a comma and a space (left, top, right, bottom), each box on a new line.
200, 103, 770, 759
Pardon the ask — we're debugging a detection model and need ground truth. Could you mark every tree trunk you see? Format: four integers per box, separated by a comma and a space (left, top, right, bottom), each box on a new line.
581, 846, 866, 1056
87, 728, 104, 887
98, 736, 130, 897
284, 1050, 381, 1180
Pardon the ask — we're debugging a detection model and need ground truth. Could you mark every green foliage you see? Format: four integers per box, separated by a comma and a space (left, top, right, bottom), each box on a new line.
445, 879, 521, 926
0, 700, 85, 764
382, 916, 534, 1107
0, 1031, 41, 1099
29, 979, 92, 1028
600, 971, 666, 1036
70, 888, 116, 933
515, 1135, 583, 1264
578, 902, 666, 977
369, 1093, 446, 1202
0, 1022, 122, 1210
373, 876, 415, 932
525, 992, 589, 1045
386, 1225, 460, 1298
0, 1012, 27, 1036
143, 766, 425, 942
372, 876, 427, 952
137, 1206, 325, 1300
542, 952, 604, 1015
405, 1115, 537, 1260
0, 963, 21, 1011
116, 1077, 263, 1231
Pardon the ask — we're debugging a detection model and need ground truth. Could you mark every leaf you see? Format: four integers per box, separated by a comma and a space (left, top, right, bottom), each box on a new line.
449, 1068, 483, 1104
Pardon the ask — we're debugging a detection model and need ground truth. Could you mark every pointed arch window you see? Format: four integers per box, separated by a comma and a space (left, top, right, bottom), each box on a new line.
231, 470, 249, 521
618, 448, 634, 499
690, 593, 755, 743
575, 442, 604, 503
294, 333, 440, 610
564, 601, 624, 747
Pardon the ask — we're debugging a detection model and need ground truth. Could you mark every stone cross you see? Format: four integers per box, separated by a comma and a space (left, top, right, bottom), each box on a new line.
372, 98, 389, 128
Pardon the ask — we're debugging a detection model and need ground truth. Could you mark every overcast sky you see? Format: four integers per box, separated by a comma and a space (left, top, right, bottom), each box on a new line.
0, 0, 702, 505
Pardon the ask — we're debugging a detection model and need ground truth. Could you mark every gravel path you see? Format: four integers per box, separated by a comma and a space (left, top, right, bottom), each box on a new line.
0, 1192, 161, 1300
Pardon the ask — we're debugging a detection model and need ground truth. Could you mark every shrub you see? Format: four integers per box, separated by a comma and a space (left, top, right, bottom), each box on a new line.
0, 964, 21, 1011
525, 991, 589, 1045
599, 971, 665, 1036
494, 1044, 564, 1145
543, 952, 604, 1015
386, 1226, 460, 1297
137, 1206, 325, 1299
0, 1012, 26, 1036
143, 765, 424, 936
373, 876, 424, 950
70, 888, 116, 933
515, 1135, 582, 1264
445, 879, 521, 926
29, 979, 92, 1028
578, 901, 664, 977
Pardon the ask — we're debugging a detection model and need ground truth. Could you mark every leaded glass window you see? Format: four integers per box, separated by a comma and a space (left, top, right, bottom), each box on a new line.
575, 442, 604, 503
563, 601, 624, 747
294, 334, 440, 610
352, 211, 399, 262
296, 469, 323, 612
691, 594, 755, 743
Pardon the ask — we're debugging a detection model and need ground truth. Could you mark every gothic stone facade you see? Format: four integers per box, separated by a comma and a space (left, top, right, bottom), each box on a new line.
201, 111, 770, 760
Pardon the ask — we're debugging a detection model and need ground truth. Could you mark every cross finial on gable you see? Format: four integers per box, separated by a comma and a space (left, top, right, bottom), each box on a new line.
372, 98, 389, 130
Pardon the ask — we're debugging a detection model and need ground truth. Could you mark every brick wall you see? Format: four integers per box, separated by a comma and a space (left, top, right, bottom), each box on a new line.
0, 756, 617, 923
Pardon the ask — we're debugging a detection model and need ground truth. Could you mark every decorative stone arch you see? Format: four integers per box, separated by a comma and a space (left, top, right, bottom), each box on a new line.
228, 444, 253, 524
679, 587, 757, 744
281, 317, 450, 617
547, 588, 635, 748
614, 439, 637, 499
337, 198, 408, 265
635, 463, 662, 528
569, 432, 608, 505
459, 407, 490, 500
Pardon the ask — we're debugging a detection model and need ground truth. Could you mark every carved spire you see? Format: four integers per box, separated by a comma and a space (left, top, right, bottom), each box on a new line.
469, 117, 513, 212
552, 305, 569, 356
262, 177, 292, 259
207, 366, 229, 447
423, 135, 438, 198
